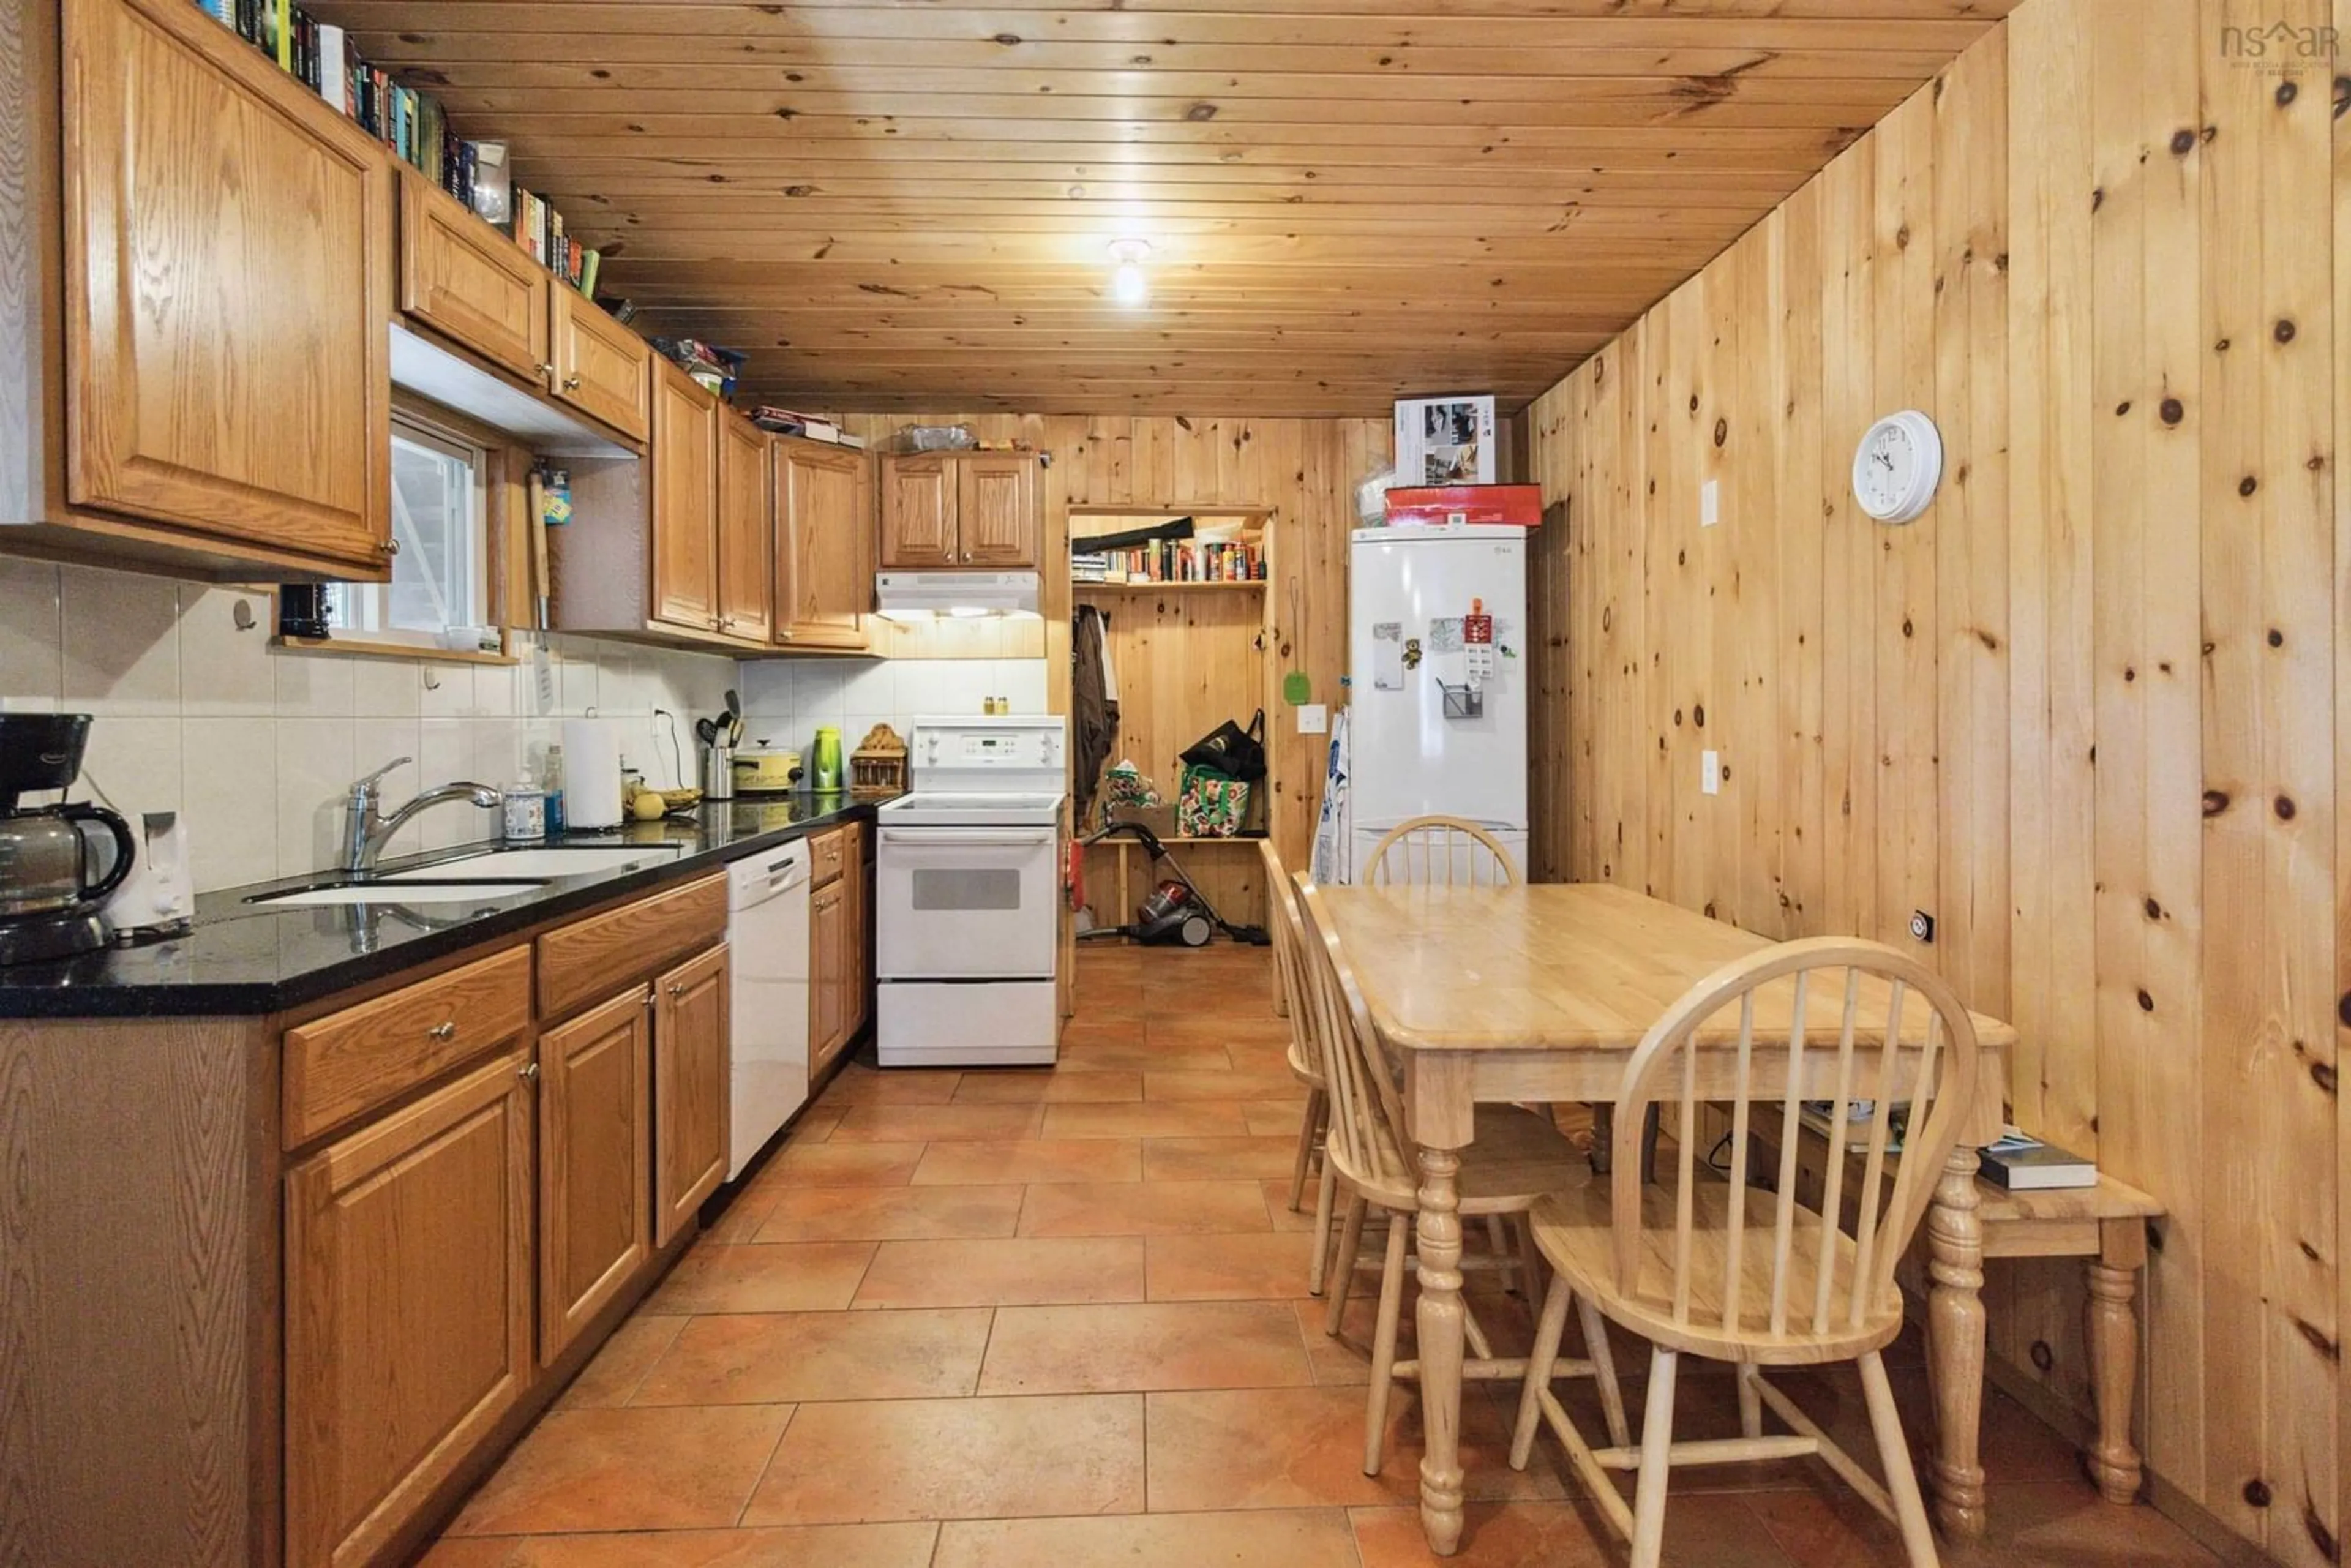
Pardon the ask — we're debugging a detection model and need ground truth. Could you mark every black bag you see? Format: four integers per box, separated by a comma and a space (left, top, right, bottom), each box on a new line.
1180, 710, 1267, 782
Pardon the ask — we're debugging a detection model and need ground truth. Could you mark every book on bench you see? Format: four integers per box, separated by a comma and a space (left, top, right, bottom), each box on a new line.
1979, 1128, 2096, 1190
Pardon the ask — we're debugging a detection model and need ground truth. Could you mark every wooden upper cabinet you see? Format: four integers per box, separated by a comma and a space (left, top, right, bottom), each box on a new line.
653, 943, 730, 1247
538, 986, 652, 1366
879, 455, 955, 568
773, 437, 869, 650
550, 287, 651, 443
878, 452, 1038, 569
285, 1049, 534, 1568
648, 361, 720, 634
61, 0, 389, 572
716, 411, 774, 643
398, 173, 549, 384
958, 452, 1038, 567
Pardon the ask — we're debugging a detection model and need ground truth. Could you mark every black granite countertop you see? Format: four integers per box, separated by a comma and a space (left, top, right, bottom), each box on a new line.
0, 791, 892, 1019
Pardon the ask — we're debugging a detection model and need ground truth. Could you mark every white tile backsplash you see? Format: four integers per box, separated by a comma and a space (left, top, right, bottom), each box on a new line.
276, 717, 356, 874
180, 716, 277, 890
350, 655, 423, 719
740, 654, 1052, 763
0, 558, 62, 700
0, 560, 743, 895
174, 588, 275, 716
274, 643, 355, 718
61, 566, 179, 714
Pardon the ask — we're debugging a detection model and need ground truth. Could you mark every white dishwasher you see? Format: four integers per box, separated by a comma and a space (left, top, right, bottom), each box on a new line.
726, 839, 812, 1180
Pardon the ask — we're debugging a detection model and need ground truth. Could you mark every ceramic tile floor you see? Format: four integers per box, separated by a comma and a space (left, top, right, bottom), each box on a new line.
423, 943, 2221, 1567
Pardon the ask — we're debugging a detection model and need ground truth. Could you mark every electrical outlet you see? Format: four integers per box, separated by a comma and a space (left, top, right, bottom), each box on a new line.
1701, 749, 1721, 795
1296, 703, 1329, 736
1701, 478, 1720, 528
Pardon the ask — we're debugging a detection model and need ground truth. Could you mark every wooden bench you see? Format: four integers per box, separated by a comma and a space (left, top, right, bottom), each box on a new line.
1768, 1123, 2165, 1506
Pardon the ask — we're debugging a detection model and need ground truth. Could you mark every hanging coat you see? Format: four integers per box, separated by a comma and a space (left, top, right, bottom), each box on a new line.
1071, 604, 1119, 820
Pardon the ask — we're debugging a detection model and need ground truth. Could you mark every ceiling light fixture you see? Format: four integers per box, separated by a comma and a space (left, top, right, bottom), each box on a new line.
1108, 238, 1152, 307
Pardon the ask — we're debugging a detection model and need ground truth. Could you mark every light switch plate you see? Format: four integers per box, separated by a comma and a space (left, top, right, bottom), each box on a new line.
1297, 703, 1329, 735
1701, 478, 1720, 528
1701, 749, 1721, 795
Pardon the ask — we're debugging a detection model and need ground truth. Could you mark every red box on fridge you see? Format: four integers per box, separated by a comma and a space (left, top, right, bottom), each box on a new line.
1381, 484, 1543, 528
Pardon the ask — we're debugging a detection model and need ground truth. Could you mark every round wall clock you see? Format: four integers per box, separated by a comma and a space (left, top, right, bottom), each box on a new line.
1851, 410, 1943, 524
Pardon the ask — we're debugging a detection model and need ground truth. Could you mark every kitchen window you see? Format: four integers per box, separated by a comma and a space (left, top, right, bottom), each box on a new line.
326, 413, 494, 650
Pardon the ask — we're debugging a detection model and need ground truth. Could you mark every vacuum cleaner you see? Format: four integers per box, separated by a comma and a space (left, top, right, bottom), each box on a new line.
1077, 821, 1269, 947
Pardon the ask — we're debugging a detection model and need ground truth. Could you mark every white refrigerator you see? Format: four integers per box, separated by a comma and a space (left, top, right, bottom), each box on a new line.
1340, 525, 1529, 881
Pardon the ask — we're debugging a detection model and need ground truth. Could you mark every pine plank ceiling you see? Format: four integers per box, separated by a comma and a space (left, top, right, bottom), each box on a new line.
315, 1, 2015, 417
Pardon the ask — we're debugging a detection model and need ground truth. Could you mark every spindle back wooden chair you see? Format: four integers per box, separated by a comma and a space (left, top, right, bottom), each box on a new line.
1362, 815, 1521, 889
1263, 840, 1338, 1295
1294, 876, 1599, 1477
1509, 936, 1982, 1568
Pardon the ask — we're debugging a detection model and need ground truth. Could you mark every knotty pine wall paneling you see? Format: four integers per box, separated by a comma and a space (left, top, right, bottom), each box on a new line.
1525, 1, 2343, 1558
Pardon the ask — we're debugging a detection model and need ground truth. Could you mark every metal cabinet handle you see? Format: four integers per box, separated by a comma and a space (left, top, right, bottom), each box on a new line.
427, 1021, 457, 1041
519, 1061, 540, 1082
563, 375, 583, 391
667, 981, 689, 998
533, 361, 553, 378
378, 537, 401, 556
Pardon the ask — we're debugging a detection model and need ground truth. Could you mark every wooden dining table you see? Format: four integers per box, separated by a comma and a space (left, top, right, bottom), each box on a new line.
1319, 880, 2020, 1558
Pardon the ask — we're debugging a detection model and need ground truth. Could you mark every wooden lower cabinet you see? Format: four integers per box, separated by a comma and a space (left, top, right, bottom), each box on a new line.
809, 878, 850, 1078
806, 828, 872, 1081
538, 986, 653, 1365
285, 1049, 535, 1568
654, 943, 731, 1245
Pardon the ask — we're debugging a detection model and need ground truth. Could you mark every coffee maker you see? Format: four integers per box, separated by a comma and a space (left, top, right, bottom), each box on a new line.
0, 714, 137, 966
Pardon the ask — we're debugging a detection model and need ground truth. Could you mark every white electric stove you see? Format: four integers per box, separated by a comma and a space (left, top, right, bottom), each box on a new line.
875, 716, 1067, 1067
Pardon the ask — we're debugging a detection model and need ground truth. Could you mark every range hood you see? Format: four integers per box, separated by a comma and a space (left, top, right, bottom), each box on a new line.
873, 571, 1042, 621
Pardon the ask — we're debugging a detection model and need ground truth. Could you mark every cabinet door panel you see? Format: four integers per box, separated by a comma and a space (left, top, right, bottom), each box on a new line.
716, 412, 773, 642
539, 987, 653, 1365
880, 456, 956, 568
399, 173, 549, 383
957, 454, 1038, 567
285, 1051, 533, 1568
550, 288, 651, 443
810, 881, 847, 1076
776, 440, 869, 650
650, 361, 720, 633
654, 943, 730, 1245
63, 0, 389, 569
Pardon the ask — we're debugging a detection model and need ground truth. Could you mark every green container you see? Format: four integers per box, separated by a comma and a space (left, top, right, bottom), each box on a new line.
810, 725, 844, 791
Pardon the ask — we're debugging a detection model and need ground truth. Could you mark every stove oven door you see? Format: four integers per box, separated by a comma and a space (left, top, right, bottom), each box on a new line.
876, 824, 1059, 979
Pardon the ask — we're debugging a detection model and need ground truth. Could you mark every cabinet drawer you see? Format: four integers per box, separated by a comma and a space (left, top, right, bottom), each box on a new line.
538, 874, 728, 1019
283, 946, 532, 1147
809, 828, 847, 888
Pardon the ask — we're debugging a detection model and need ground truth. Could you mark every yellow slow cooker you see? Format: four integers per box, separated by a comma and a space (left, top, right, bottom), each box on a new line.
731, 748, 803, 793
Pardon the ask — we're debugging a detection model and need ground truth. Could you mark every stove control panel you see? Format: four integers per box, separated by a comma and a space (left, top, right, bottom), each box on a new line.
910, 716, 1066, 789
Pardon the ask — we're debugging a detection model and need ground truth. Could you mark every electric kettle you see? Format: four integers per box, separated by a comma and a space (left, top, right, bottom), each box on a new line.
0, 714, 137, 967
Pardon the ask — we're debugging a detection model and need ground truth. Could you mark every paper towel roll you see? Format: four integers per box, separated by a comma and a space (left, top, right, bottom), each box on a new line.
562, 718, 623, 829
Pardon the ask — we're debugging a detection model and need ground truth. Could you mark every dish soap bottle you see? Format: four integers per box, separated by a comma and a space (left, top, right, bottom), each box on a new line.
811, 726, 844, 791
541, 743, 566, 835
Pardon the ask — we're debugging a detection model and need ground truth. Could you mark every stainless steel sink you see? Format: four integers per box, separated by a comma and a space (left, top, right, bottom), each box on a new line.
379, 846, 685, 880
250, 882, 547, 907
